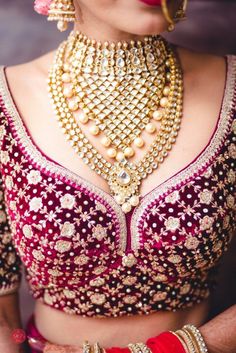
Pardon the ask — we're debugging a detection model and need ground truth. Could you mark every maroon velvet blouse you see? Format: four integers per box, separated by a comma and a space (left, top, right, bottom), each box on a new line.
0, 57, 235, 318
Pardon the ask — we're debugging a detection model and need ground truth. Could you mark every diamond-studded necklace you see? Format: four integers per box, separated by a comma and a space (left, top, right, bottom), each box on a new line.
48, 31, 183, 213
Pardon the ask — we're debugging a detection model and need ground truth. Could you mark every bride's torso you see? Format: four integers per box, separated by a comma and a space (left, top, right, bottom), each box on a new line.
3, 47, 230, 346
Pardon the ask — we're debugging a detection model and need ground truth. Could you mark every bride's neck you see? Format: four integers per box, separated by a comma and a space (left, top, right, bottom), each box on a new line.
73, 21, 149, 44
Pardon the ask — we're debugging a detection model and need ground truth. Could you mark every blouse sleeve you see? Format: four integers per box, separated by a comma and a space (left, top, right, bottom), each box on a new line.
0, 122, 22, 296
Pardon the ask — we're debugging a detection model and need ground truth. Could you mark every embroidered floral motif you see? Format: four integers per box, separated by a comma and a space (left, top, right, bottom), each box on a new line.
153, 292, 167, 301
122, 253, 137, 267
55, 240, 72, 253
60, 194, 76, 209
92, 224, 107, 240
165, 190, 179, 204
60, 222, 75, 237
165, 217, 180, 231
29, 197, 43, 212
184, 236, 200, 250
5, 175, 13, 189
199, 190, 213, 204
26, 170, 42, 185
199, 216, 214, 231
90, 293, 106, 305
22, 225, 33, 239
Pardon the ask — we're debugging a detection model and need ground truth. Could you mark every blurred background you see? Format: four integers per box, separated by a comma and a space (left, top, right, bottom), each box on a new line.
0, 0, 235, 327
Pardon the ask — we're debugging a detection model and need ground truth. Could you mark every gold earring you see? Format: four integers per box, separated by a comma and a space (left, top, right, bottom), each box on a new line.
48, 0, 76, 32
161, 0, 188, 32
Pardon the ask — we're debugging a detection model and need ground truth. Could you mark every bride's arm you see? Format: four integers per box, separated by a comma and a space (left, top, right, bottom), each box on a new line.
0, 293, 28, 353
199, 305, 236, 353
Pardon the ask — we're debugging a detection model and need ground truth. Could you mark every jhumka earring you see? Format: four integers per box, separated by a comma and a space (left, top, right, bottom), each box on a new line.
161, 0, 188, 32
48, 0, 76, 32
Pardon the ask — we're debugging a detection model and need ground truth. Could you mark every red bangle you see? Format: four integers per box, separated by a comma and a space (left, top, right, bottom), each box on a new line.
146, 331, 186, 353
106, 347, 130, 353
105, 331, 186, 353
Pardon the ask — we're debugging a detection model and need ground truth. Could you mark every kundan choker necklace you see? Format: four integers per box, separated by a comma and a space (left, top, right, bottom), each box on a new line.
48, 31, 183, 213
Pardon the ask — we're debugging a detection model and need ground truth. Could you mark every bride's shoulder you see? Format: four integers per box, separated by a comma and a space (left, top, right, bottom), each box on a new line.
0, 50, 55, 95
174, 45, 236, 91
175, 46, 229, 75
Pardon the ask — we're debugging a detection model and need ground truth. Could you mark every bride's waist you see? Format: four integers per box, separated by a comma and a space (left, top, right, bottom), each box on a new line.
34, 299, 210, 347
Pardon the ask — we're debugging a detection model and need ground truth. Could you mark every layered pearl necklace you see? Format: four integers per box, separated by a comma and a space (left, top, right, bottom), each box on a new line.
48, 31, 183, 213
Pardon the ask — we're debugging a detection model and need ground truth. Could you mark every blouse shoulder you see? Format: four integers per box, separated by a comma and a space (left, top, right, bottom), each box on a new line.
0, 65, 9, 115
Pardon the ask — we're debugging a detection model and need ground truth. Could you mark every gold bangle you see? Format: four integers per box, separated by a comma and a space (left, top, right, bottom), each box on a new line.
175, 329, 197, 353
170, 331, 189, 353
128, 342, 152, 353
83, 340, 92, 353
93, 342, 103, 353
182, 328, 200, 353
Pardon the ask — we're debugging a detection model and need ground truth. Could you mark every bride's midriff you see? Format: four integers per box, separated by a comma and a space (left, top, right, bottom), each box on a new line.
34, 298, 210, 347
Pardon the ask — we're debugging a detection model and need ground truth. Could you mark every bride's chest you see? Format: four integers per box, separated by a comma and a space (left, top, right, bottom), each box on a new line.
1, 118, 235, 276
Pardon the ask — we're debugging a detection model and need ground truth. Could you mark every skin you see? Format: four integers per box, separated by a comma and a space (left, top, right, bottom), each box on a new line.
0, 0, 235, 352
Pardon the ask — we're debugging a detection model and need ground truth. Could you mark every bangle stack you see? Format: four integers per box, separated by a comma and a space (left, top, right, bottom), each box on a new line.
80, 324, 208, 353
173, 325, 208, 353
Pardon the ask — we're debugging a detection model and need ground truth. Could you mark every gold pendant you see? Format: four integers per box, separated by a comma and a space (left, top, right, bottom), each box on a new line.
107, 158, 141, 213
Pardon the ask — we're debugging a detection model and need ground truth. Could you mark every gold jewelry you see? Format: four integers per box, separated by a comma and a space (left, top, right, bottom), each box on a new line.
68, 33, 168, 156
170, 331, 189, 353
175, 329, 197, 353
48, 0, 76, 32
128, 342, 152, 353
82, 340, 92, 353
183, 325, 208, 353
48, 31, 183, 213
93, 342, 103, 353
161, 0, 188, 31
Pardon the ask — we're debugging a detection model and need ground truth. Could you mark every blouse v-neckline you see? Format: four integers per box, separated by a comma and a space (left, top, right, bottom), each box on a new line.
0, 56, 235, 237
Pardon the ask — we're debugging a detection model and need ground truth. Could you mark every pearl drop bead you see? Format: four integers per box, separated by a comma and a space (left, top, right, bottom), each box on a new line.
115, 195, 125, 205
78, 111, 89, 124
124, 147, 134, 157
63, 63, 70, 72
122, 202, 132, 213
163, 86, 170, 96
153, 110, 163, 121
57, 20, 68, 32
160, 97, 168, 108
145, 123, 156, 134
68, 100, 79, 111
116, 151, 125, 161
107, 148, 117, 158
89, 125, 100, 135
134, 137, 144, 148
101, 136, 111, 147
63, 86, 74, 98
129, 195, 139, 206
62, 73, 71, 83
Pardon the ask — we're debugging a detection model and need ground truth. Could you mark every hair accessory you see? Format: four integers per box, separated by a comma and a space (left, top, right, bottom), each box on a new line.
161, 0, 188, 31
34, 0, 52, 15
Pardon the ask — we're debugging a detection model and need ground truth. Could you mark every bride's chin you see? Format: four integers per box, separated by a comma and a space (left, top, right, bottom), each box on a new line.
120, 16, 168, 36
